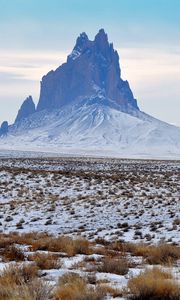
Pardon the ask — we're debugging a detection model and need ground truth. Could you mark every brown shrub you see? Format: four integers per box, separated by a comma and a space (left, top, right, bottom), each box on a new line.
98, 257, 129, 275
1, 245, 25, 262
0, 233, 18, 251
0, 263, 39, 285
53, 272, 104, 300
0, 264, 50, 300
0, 232, 92, 261
0, 232, 92, 257
31, 236, 91, 256
28, 252, 61, 269
98, 285, 123, 298
125, 243, 180, 265
127, 268, 180, 300
146, 244, 180, 265
9, 232, 50, 247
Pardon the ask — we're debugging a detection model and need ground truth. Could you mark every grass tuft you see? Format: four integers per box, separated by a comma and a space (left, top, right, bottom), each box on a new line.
0, 264, 50, 300
127, 267, 180, 300
53, 272, 104, 300
28, 252, 61, 270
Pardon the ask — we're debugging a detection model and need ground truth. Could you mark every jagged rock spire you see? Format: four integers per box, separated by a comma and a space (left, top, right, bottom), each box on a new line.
0, 121, 8, 136
75, 32, 89, 48
15, 96, 36, 123
68, 32, 90, 61
94, 28, 108, 46
37, 29, 139, 111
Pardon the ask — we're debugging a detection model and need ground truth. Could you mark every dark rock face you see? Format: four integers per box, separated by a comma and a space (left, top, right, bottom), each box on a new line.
0, 121, 8, 136
15, 96, 36, 123
37, 29, 138, 112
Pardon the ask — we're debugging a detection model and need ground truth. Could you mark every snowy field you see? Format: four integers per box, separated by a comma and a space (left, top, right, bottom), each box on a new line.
0, 155, 179, 244
0, 155, 179, 299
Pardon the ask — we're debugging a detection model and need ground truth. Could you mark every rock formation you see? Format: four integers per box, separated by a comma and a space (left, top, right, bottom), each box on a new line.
37, 29, 138, 112
15, 96, 35, 123
0, 121, 8, 136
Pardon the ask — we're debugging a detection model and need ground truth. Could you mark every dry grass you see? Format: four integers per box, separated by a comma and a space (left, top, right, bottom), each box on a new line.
31, 235, 91, 256
0, 232, 49, 249
0, 264, 39, 285
53, 273, 104, 300
0, 236, 14, 249
98, 257, 129, 275
127, 267, 180, 300
0, 232, 91, 257
0, 264, 50, 300
28, 252, 61, 269
0, 231, 179, 300
0, 232, 179, 266
123, 243, 180, 265
0, 245, 25, 262
98, 284, 123, 298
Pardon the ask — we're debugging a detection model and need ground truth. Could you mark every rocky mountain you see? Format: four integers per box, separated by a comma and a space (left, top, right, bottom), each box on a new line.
15, 96, 35, 123
37, 29, 138, 112
0, 29, 180, 158
0, 121, 8, 136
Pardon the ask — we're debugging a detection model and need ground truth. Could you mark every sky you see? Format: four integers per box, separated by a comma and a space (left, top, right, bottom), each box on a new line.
0, 0, 180, 126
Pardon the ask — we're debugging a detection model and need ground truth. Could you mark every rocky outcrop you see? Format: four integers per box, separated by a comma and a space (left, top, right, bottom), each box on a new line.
15, 96, 36, 123
0, 121, 8, 136
37, 29, 138, 112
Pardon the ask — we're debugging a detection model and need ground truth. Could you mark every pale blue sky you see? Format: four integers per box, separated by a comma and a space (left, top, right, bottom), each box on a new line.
0, 0, 180, 125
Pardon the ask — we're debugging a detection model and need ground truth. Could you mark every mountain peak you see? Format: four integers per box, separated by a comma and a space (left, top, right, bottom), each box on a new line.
94, 28, 108, 43
94, 28, 113, 59
15, 95, 35, 123
68, 32, 90, 61
79, 31, 89, 40
75, 31, 89, 48
36, 29, 139, 112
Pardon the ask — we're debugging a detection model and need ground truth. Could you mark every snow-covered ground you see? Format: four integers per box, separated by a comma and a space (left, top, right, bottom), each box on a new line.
0, 156, 179, 245
0, 156, 179, 299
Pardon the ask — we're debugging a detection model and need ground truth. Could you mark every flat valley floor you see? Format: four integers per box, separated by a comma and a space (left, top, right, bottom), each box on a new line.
0, 156, 179, 244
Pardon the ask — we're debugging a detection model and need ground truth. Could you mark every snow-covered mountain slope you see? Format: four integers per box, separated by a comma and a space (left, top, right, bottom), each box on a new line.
1, 100, 180, 158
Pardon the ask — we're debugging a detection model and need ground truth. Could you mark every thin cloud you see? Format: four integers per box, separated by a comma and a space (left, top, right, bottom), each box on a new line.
0, 50, 67, 80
